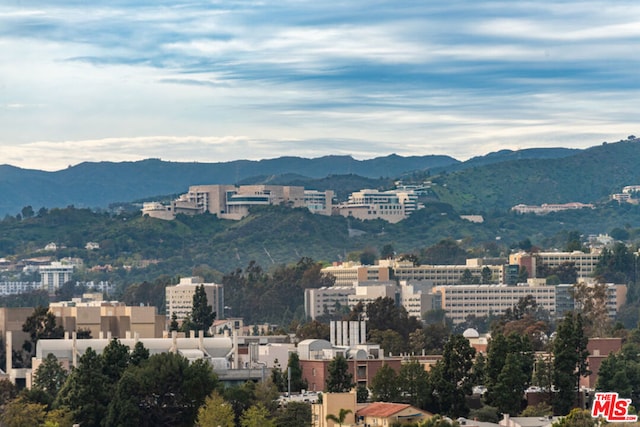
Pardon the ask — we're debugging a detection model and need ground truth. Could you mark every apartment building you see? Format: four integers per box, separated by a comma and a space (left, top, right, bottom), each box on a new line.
384, 258, 505, 286
321, 262, 391, 286
304, 286, 356, 320
333, 189, 420, 223
304, 189, 335, 215
39, 261, 75, 293
433, 283, 557, 325
304, 280, 438, 321
165, 277, 224, 324
509, 250, 601, 279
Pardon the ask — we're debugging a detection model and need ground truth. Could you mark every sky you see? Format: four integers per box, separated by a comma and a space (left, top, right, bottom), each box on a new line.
1, 0, 639, 171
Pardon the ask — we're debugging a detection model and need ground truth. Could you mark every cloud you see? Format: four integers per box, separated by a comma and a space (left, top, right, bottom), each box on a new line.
0, 0, 638, 171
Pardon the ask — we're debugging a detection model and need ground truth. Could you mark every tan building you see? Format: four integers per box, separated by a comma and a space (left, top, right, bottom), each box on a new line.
434, 283, 557, 325
509, 250, 602, 280
0, 307, 34, 361
165, 277, 224, 325
49, 300, 165, 339
311, 391, 357, 427
389, 258, 504, 286
321, 262, 391, 287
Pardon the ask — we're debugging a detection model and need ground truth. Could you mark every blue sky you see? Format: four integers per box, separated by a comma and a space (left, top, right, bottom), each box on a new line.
1, 0, 639, 171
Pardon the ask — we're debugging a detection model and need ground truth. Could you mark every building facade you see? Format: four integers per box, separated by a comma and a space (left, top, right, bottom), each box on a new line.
165, 277, 224, 325
333, 189, 420, 223
39, 262, 75, 293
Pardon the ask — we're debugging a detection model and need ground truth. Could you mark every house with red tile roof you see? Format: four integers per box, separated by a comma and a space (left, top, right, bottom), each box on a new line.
356, 402, 432, 425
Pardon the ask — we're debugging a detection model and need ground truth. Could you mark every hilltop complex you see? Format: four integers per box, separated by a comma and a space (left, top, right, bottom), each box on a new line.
142, 184, 422, 223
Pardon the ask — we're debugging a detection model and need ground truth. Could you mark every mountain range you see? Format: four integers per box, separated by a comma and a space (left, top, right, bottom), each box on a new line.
0, 139, 636, 217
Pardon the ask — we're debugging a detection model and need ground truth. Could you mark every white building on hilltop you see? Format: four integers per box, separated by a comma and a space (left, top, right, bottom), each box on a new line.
333, 189, 421, 223
39, 262, 75, 293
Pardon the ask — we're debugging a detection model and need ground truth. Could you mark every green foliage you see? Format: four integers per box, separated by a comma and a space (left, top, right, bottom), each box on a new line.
356, 384, 369, 403
326, 354, 354, 393
32, 353, 68, 406
55, 347, 109, 427
275, 401, 312, 427
326, 408, 353, 426
371, 364, 399, 402
551, 408, 597, 427
429, 334, 476, 417
286, 352, 307, 393
398, 360, 430, 409
105, 352, 218, 427
240, 403, 276, 427
553, 313, 590, 415
596, 341, 640, 410
183, 284, 216, 334
196, 392, 235, 427
0, 396, 47, 427
21, 306, 64, 366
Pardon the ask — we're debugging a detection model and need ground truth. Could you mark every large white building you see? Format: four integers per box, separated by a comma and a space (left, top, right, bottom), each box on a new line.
433, 283, 557, 325
165, 277, 224, 325
143, 184, 333, 220
333, 189, 421, 223
39, 262, 75, 293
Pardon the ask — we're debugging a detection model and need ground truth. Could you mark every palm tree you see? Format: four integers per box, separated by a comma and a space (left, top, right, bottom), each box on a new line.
326, 408, 353, 427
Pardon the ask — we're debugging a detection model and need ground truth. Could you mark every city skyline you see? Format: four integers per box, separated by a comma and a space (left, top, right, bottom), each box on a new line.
1, 0, 639, 171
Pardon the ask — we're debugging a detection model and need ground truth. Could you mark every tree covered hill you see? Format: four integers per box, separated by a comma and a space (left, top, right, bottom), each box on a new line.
430, 138, 640, 211
0, 154, 457, 217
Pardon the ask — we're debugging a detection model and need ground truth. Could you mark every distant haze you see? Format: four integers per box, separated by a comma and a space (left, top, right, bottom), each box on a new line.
1, 1, 639, 171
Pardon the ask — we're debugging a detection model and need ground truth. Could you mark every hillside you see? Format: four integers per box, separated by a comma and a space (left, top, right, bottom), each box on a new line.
430, 140, 640, 211
0, 154, 457, 216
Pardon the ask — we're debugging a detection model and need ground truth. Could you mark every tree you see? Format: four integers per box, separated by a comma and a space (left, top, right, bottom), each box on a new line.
105, 353, 218, 427
169, 312, 179, 331
196, 392, 235, 427
553, 313, 590, 415
356, 384, 369, 403
430, 334, 475, 417
326, 354, 354, 393
551, 408, 597, 427
326, 408, 353, 427
572, 282, 611, 337
0, 396, 47, 427
271, 359, 287, 392
240, 403, 276, 427
492, 353, 527, 415
31, 353, 68, 405
275, 401, 312, 427
21, 306, 64, 366
398, 359, 430, 409
191, 284, 216, 334
55, 347, 109, 427
101, 338, 131, 384
370, 363, 399, 402
369, 329, 405, 356
130, 341, 150, 366
286, 352, 307, 393
481, 266, 493, 284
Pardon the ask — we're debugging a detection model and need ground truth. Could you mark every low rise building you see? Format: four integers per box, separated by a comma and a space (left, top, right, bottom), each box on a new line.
333, 189, 421, 223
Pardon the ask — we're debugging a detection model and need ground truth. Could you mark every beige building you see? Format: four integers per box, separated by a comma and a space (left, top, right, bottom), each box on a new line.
165, 277, 224, 325
434, 283, 557, 325
510, 250, 602, 280
321, 262, 391, 286
304, 286, 356, 320
49, 299, 165, 339
143, 184, 334, 220
389, 258, 504, 286
311, 391, 357, 427
333, 189, 420, 223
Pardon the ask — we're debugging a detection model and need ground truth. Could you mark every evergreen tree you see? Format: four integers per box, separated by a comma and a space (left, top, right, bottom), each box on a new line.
196, 392, 235, 427
240, 403, 276, 427
191, 284, 216, 335
169, 312, 179, 332
286, 352, 307, 393
370, 364, 399, 402
553, 313, 590, 415
398, 359, 430, 409
55, 347, 109, 427
21, 306, 64, 366
326, 354, 354, 393
31, 353, 68, 406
